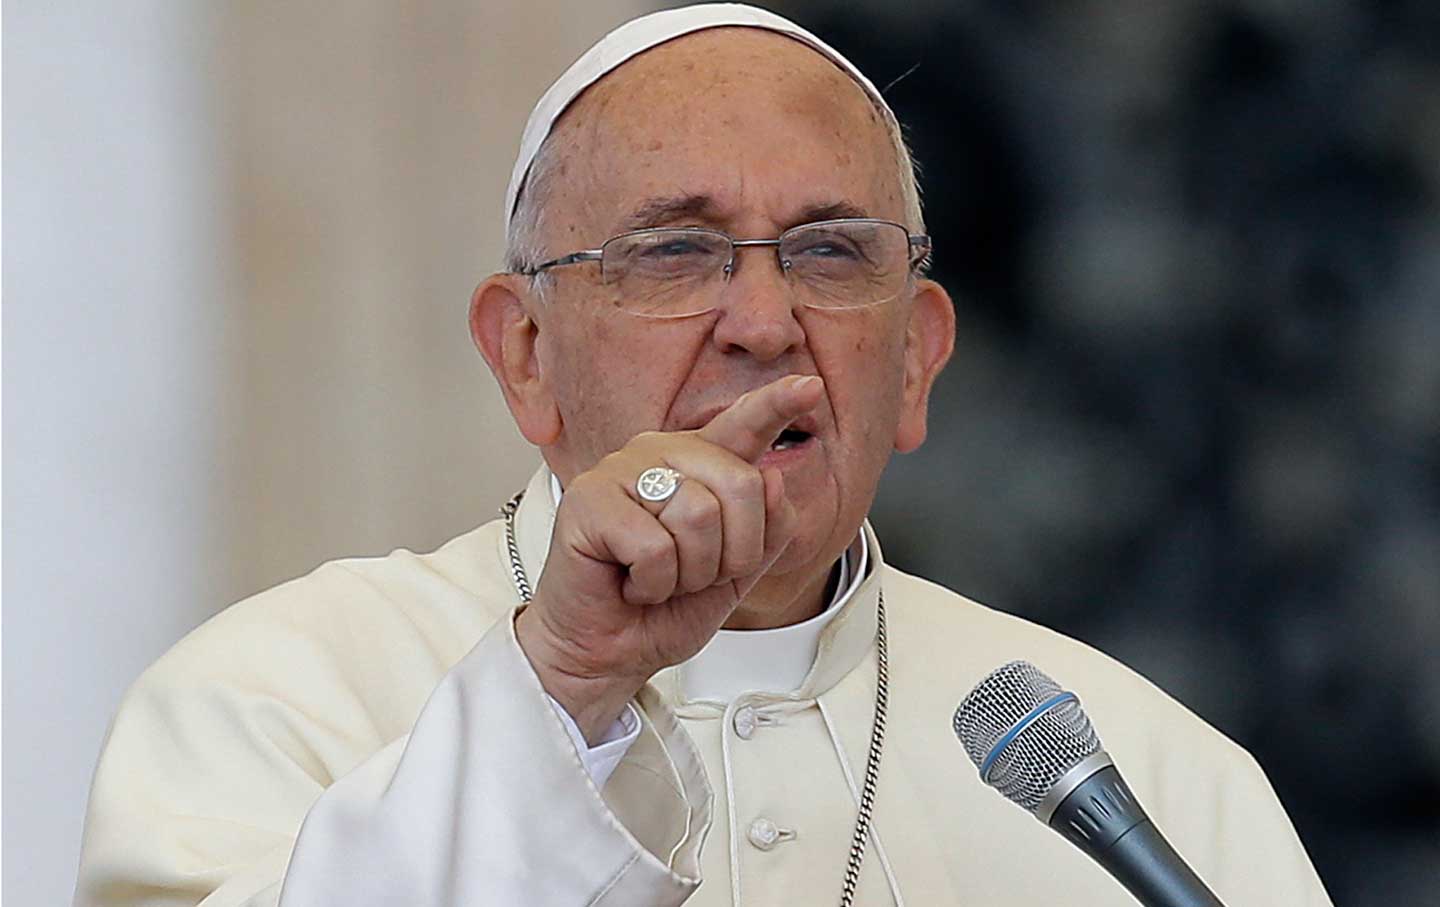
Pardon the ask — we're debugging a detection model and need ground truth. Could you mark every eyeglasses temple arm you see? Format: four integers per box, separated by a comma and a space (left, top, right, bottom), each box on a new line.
907, 234, 932, 269
517, 249, 603, 276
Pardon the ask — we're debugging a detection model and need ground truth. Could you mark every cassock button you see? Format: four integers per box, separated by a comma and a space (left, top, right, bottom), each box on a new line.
747, 817, 796, 851
733, 706, 757, 739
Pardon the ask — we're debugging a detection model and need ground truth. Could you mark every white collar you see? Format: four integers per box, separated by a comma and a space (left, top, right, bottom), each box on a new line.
682, 531, 867, 702
549, 473, 869, 702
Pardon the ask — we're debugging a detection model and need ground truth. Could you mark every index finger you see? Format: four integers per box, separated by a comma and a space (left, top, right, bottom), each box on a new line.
696, 375, 824, 463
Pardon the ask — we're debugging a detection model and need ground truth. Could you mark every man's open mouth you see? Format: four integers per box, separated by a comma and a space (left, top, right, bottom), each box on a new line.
771, 427, 813, 451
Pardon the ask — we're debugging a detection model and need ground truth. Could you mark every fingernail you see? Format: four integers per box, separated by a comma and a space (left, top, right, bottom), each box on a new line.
795, 375, 822, 392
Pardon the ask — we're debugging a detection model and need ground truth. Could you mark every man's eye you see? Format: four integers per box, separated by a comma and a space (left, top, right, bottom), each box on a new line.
642, 240, 706, 257
794, 240, 860, 259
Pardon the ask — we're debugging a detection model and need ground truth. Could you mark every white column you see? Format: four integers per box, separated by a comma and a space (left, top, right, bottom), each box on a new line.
3, 2, 644, 904
4, 5, 236, 905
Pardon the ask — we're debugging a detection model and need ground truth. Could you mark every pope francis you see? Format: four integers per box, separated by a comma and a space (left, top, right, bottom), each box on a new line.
75, 5, 1333, 906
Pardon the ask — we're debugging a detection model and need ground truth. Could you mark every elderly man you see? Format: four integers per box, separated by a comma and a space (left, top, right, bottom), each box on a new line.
76, 5, 1332, 906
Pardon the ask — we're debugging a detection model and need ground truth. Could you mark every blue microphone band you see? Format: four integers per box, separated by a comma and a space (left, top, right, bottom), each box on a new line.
979, 692, 1078, 781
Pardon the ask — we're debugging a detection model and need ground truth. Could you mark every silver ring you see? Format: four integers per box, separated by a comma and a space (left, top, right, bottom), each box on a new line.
636, 466, 683, 503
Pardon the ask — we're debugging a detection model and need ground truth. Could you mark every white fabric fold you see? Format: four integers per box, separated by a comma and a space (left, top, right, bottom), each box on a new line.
275, 614, 709, 906
549, 696, 642, 789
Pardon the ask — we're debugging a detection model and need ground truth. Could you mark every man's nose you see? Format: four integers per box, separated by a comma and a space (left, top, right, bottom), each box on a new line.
709, 250, 806, 361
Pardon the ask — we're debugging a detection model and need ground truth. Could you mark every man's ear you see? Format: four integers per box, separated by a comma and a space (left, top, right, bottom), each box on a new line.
894, 278, 956, 453
469, 274, 562, 446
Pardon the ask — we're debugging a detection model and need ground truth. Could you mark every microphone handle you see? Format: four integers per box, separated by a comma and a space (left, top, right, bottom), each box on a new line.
1049, 765, 1225, 907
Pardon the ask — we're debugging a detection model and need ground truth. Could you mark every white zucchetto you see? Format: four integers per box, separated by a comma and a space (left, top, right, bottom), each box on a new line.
504, 2, 901, 232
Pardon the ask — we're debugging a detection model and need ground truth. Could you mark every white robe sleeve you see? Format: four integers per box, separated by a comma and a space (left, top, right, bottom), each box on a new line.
549, 697, 643, 790
278, 615, 697, 906
74, 609, 710, 907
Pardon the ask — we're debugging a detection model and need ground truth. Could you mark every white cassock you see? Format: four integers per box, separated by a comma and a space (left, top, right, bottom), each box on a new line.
75, 465, 1332, 906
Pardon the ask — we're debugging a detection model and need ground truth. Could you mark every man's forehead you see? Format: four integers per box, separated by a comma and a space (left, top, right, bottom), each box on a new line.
546, 115, 897, 240
539, 31, 899, 236
555, 28, 886, 168
570, 28, 877, 130
504, 4, 900, 233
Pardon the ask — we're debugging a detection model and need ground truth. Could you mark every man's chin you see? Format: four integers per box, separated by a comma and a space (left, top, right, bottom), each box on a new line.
762, 542, 815, 578
765, 516, 855, 580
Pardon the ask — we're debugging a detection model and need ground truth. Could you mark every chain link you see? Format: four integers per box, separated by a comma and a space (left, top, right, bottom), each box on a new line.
500, 491, 533, 603
839, 590, 887, 907
501, 490, 888, 906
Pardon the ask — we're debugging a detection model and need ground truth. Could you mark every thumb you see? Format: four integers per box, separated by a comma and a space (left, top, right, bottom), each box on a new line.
696, 374, 824, 463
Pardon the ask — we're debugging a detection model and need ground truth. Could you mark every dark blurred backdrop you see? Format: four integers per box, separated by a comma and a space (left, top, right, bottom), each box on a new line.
767, 1, 1440, 903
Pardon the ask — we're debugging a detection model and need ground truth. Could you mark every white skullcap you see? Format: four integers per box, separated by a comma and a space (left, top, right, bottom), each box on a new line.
504, 2, 899, 233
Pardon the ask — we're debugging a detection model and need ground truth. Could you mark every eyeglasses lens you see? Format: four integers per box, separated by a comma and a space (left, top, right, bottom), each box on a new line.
600, 221, 911, 317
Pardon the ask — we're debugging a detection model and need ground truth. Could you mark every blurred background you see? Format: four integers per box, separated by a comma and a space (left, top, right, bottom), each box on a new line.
3, 1, 1435, 904
798, 1, 1440, 902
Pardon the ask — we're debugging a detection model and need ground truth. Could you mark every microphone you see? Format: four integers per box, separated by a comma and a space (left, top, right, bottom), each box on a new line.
952, 660, 1226, 907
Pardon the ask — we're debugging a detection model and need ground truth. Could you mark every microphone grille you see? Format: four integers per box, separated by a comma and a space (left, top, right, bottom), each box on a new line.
952, 660, 1102, 813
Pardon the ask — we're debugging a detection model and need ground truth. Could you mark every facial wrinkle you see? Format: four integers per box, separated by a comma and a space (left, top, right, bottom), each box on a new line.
620, 194, 721, 232
795, 305, 884, 530
659, 310, 726, 434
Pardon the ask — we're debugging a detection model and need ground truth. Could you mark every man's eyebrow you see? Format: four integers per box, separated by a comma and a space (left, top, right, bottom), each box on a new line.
619, 195, 720, 231
793, 200, 871, 225
617, 196, 876, 233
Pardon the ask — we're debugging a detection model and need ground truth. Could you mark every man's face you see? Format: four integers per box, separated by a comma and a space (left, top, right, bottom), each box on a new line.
525, 28, 941, 578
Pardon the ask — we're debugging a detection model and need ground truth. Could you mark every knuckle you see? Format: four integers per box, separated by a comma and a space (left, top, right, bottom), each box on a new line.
592, 453, 631, 484
720, 468, 764, 503
643, 582, 672, 605
636, 534, 674, 567
566, 469, 599, 496
676, 496, 721, 531
729, 555, 762, 579
728, 543, 765, 577
630, 430, 667, 451
681, 570, 713, 594
628, 578, 665, 605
